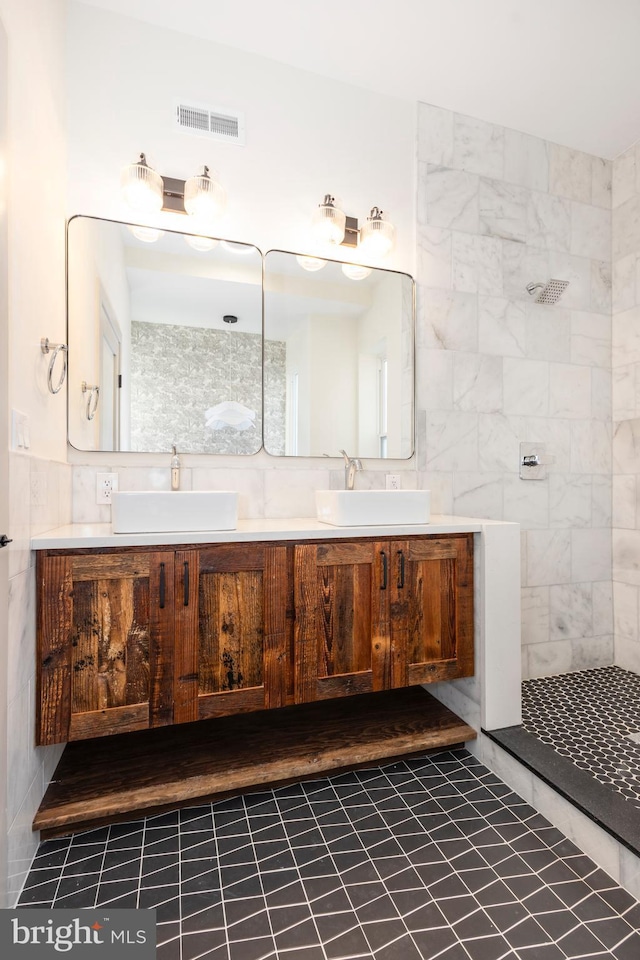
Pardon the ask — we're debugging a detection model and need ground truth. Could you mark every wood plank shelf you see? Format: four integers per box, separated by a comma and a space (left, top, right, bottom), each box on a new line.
34, 686, 476, 839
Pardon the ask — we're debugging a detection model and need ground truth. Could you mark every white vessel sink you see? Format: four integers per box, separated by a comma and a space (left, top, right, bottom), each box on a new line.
111, 490, 238, 534
316, 489, 430, 527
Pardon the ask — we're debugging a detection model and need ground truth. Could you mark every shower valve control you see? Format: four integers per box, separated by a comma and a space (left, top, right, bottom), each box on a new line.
520, 442, 554, 481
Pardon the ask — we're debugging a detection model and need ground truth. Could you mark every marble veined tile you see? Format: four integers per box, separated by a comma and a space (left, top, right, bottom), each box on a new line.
521, 586, 550, 646
479, 178, 528, 243
504, 128, 549, 192
549, 473, 591, 529
425, 410, 478, 471
525, 303, 571, 362
503, 473, 549, 529
549, 144, 592, 204
570, 311, 610, 369
503, 357, 549, 417
612, 474, 636, 529
612, 146, 636, 209
612, 252, 637, 314
613, 194, 640, 260
572, 529, 612, 583
417, 101, 453, 166
424, 165, 479, 233
452, 113, 504, 179
416, 224, 452, 289
549, 363, 591, 419
527, 192, 571, 252
591, 156, 612, 209
549, 582, 593, 640
478, 412, 524, 473
526, 529, 571, 587
590, 259, 612, 315
418, 287, 477, 352
451, 232, 502, 295
453, 353, 502, 413
478, 296, 526, 357
570, 202, 611, 261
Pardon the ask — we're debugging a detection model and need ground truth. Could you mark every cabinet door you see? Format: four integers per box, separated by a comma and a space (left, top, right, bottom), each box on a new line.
391, 535, 474, 685
174, 543, 289, 722
37, 551, 174, 745
293, 541, 390, 703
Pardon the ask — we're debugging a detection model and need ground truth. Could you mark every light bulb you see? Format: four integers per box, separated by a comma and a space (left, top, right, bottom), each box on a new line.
185, 234, 219, 252
341, 263, 372, 281
312, 194, 346, 245
129, 225, 164, 243
184, 166, 226, 220
359, 207, 395, 258
121, 153, 164, 213
296, 255, 327, 272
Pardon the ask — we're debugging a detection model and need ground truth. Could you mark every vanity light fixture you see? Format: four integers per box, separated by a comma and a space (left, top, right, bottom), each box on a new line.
122, 153, 226, 222
183, 166, 226, 220
358, 207, 396, 258
311, 195, 395, 257
296, 255, 326, 272
341, 263, 372, 281
313, 195, 348, 245
121, 153, 164, 213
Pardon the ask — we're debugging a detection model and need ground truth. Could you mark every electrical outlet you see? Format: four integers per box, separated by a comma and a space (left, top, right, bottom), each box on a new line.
96, 472, 118, 504
386, 474, 402, 490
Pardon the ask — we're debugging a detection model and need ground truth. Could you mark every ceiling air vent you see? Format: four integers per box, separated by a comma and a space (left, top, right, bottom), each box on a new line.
174, 101, 245, 145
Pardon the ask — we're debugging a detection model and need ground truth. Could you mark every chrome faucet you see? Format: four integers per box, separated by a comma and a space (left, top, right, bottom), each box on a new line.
340, 449, 363, 491
170, 445, 181, 491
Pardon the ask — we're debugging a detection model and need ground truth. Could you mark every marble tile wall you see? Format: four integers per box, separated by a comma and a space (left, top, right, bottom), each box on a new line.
7, 452, 71, 904
612, 143, 640, 674
416, 103, 613, 680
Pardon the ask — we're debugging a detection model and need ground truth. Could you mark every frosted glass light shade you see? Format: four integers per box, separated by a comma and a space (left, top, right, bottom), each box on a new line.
121, 154, 164, 213
184, 166, 226, 220
359, 207, 395, 258
296, 255, 326, 272
313, 195, 346, 245
341, 263, 371, 280
185, 234, 218, 252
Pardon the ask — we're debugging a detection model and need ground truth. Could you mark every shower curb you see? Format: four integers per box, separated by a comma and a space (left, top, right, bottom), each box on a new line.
483, 725, 640, 858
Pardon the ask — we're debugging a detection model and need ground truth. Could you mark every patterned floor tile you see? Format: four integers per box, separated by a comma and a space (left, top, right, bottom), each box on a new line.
16, 748, 640, 959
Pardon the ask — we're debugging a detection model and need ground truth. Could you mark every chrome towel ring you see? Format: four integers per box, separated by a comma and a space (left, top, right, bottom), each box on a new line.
81, 381, 100, 421
40, 338, 68, 395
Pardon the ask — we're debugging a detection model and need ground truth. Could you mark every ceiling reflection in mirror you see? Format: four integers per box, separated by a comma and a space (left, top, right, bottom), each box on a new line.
67, 216, 263, 454
263, 251, 414, 459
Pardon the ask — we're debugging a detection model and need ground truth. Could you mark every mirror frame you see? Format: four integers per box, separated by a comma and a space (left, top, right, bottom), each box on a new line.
65, 214, 265, 456
262, 248, 416, 461
65, 216, 416, 461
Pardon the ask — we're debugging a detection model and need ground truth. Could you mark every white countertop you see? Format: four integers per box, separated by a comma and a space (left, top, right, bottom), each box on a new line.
30, 515, 486, 550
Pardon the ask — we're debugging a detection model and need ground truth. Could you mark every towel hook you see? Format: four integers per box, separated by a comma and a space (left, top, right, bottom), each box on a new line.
81, 381, 100, 421
40, 338, 68, 395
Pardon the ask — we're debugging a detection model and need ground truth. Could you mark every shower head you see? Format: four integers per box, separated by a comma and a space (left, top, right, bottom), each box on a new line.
526, 279, 570, 305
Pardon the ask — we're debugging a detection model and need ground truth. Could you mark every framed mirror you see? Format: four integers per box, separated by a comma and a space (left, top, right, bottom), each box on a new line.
263, 251, 414, 459
67, 215, 263, 454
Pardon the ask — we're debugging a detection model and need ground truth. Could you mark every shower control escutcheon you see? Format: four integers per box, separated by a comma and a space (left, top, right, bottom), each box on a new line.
520, 442, 554, 480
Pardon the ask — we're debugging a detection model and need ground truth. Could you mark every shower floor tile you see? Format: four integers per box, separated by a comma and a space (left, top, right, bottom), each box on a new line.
522, 666, 640, 807
18, 748, 640, 959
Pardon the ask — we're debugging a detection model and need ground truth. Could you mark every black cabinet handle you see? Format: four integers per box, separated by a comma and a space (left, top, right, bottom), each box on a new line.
380, 551, 388, 590
183, 561, 190, 607
159, 562, 166, 609
0, 534, 12, 548
397, 550, 405, 589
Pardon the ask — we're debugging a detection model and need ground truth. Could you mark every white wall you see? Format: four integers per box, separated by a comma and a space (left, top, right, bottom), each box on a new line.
66, 2, 415, 272
0, 0, 69, 906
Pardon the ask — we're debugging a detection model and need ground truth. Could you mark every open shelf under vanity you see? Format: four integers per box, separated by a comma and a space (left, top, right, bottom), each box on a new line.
34, 686, 476, 839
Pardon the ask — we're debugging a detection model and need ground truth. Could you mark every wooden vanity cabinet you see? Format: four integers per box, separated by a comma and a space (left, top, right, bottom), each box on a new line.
293, 534, 473, 704
37, 551, 174, 745
37, 533, 473, 747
